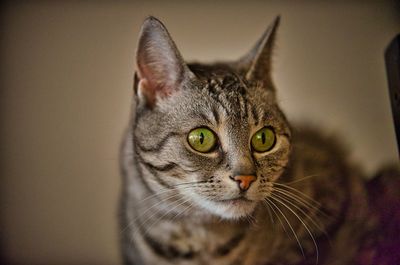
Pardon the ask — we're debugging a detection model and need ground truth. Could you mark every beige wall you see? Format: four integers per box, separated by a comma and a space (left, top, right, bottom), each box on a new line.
1, 1, 399, 264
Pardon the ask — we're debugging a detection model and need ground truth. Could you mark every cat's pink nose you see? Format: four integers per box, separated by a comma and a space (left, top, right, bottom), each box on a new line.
232, 175, 256, 191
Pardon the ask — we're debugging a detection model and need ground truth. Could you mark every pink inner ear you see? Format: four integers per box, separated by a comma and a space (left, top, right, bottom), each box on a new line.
138, 60, 176, 101
138, 78, 156, 108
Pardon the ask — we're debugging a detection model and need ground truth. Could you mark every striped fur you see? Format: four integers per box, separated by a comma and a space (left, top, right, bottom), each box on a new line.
119, 17, 369, 265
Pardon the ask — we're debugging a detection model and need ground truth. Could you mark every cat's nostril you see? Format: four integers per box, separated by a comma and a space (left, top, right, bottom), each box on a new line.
230, 175, 257, 191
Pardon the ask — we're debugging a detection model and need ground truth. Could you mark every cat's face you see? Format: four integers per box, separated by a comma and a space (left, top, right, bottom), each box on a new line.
133, 17, 290, 219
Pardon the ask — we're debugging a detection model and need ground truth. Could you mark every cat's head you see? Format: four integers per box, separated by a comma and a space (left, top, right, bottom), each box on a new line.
133, 17, 291, 219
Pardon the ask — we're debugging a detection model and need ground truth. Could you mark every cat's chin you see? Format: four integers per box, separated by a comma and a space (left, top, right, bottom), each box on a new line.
198, 198, 258, 219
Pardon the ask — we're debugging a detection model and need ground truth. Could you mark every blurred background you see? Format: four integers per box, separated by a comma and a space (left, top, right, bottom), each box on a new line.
1, 1, 399, 264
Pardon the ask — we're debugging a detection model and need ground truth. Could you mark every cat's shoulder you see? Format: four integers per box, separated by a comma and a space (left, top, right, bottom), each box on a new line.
290, 124, 349, 164
284, 124, 359, 185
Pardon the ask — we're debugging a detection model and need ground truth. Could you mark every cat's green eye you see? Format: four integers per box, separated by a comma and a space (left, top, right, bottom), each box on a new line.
187, 128, 217, 153
251, 127, 276, 152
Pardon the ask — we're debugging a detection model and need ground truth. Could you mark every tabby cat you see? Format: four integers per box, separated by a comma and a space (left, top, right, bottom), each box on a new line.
119, 16, 397, 265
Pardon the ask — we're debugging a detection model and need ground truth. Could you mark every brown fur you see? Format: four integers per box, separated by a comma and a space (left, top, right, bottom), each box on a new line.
119, 16, 378, 265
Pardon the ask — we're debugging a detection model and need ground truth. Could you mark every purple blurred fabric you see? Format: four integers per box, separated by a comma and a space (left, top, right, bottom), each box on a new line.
355, 167, 400, 265
291, 167, 400, 265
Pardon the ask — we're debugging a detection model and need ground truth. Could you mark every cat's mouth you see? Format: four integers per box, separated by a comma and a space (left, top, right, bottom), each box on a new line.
195, 195, 257, 218
216, 196, 254, 206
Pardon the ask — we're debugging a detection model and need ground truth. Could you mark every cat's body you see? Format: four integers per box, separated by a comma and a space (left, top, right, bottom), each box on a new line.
121, 123, 368, 265
119, 17, 395, 265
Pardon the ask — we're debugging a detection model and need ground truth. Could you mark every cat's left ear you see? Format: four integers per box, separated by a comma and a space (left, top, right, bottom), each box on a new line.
235, 16, 280, 87
135, 16, 195, 108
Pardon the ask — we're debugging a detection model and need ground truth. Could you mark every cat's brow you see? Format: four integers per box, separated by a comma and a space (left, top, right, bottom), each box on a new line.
251, 105, 260, 126
197, 112, 214, 125
211, 105, 220, 124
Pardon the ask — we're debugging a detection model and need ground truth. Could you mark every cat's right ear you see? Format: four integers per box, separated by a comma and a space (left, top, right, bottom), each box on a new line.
134, 17, 194, 108
235, 16, 280, 88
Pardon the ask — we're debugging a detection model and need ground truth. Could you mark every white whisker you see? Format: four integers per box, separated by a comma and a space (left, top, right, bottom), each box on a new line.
273, 183, 322, 207
270, 196, 319, 265
141, 197, 192, 238
272, 187, 331, 220
281, 174, 320, 185
271, 193, 328, 238
121, 186, 195, 234
265, 198, 306, 258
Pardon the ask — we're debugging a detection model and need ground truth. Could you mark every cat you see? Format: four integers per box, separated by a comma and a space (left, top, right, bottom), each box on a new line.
119, 16, 399, 265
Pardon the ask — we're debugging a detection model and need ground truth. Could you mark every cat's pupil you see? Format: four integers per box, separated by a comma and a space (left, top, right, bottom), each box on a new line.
261, 132, 266, 144
200, 132, 204, 144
